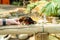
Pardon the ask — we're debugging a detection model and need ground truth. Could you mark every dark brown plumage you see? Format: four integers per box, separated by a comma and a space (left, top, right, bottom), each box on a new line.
19, 16, 36, 25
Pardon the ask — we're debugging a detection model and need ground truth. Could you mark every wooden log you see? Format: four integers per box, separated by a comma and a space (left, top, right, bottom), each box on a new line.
44, 23, 60, 33
0, 25, 43, 35
35, 32, 49, 40
0, 24, 60, 34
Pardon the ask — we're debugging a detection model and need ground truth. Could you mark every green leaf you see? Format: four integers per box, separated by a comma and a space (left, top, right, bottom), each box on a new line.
41, 1, 59, 16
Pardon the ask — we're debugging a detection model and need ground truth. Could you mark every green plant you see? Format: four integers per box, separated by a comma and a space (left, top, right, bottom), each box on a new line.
26, 1, 40, 12
12, 1, 18, 5
41, 1, 60, 17
12, 1, 22, 6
